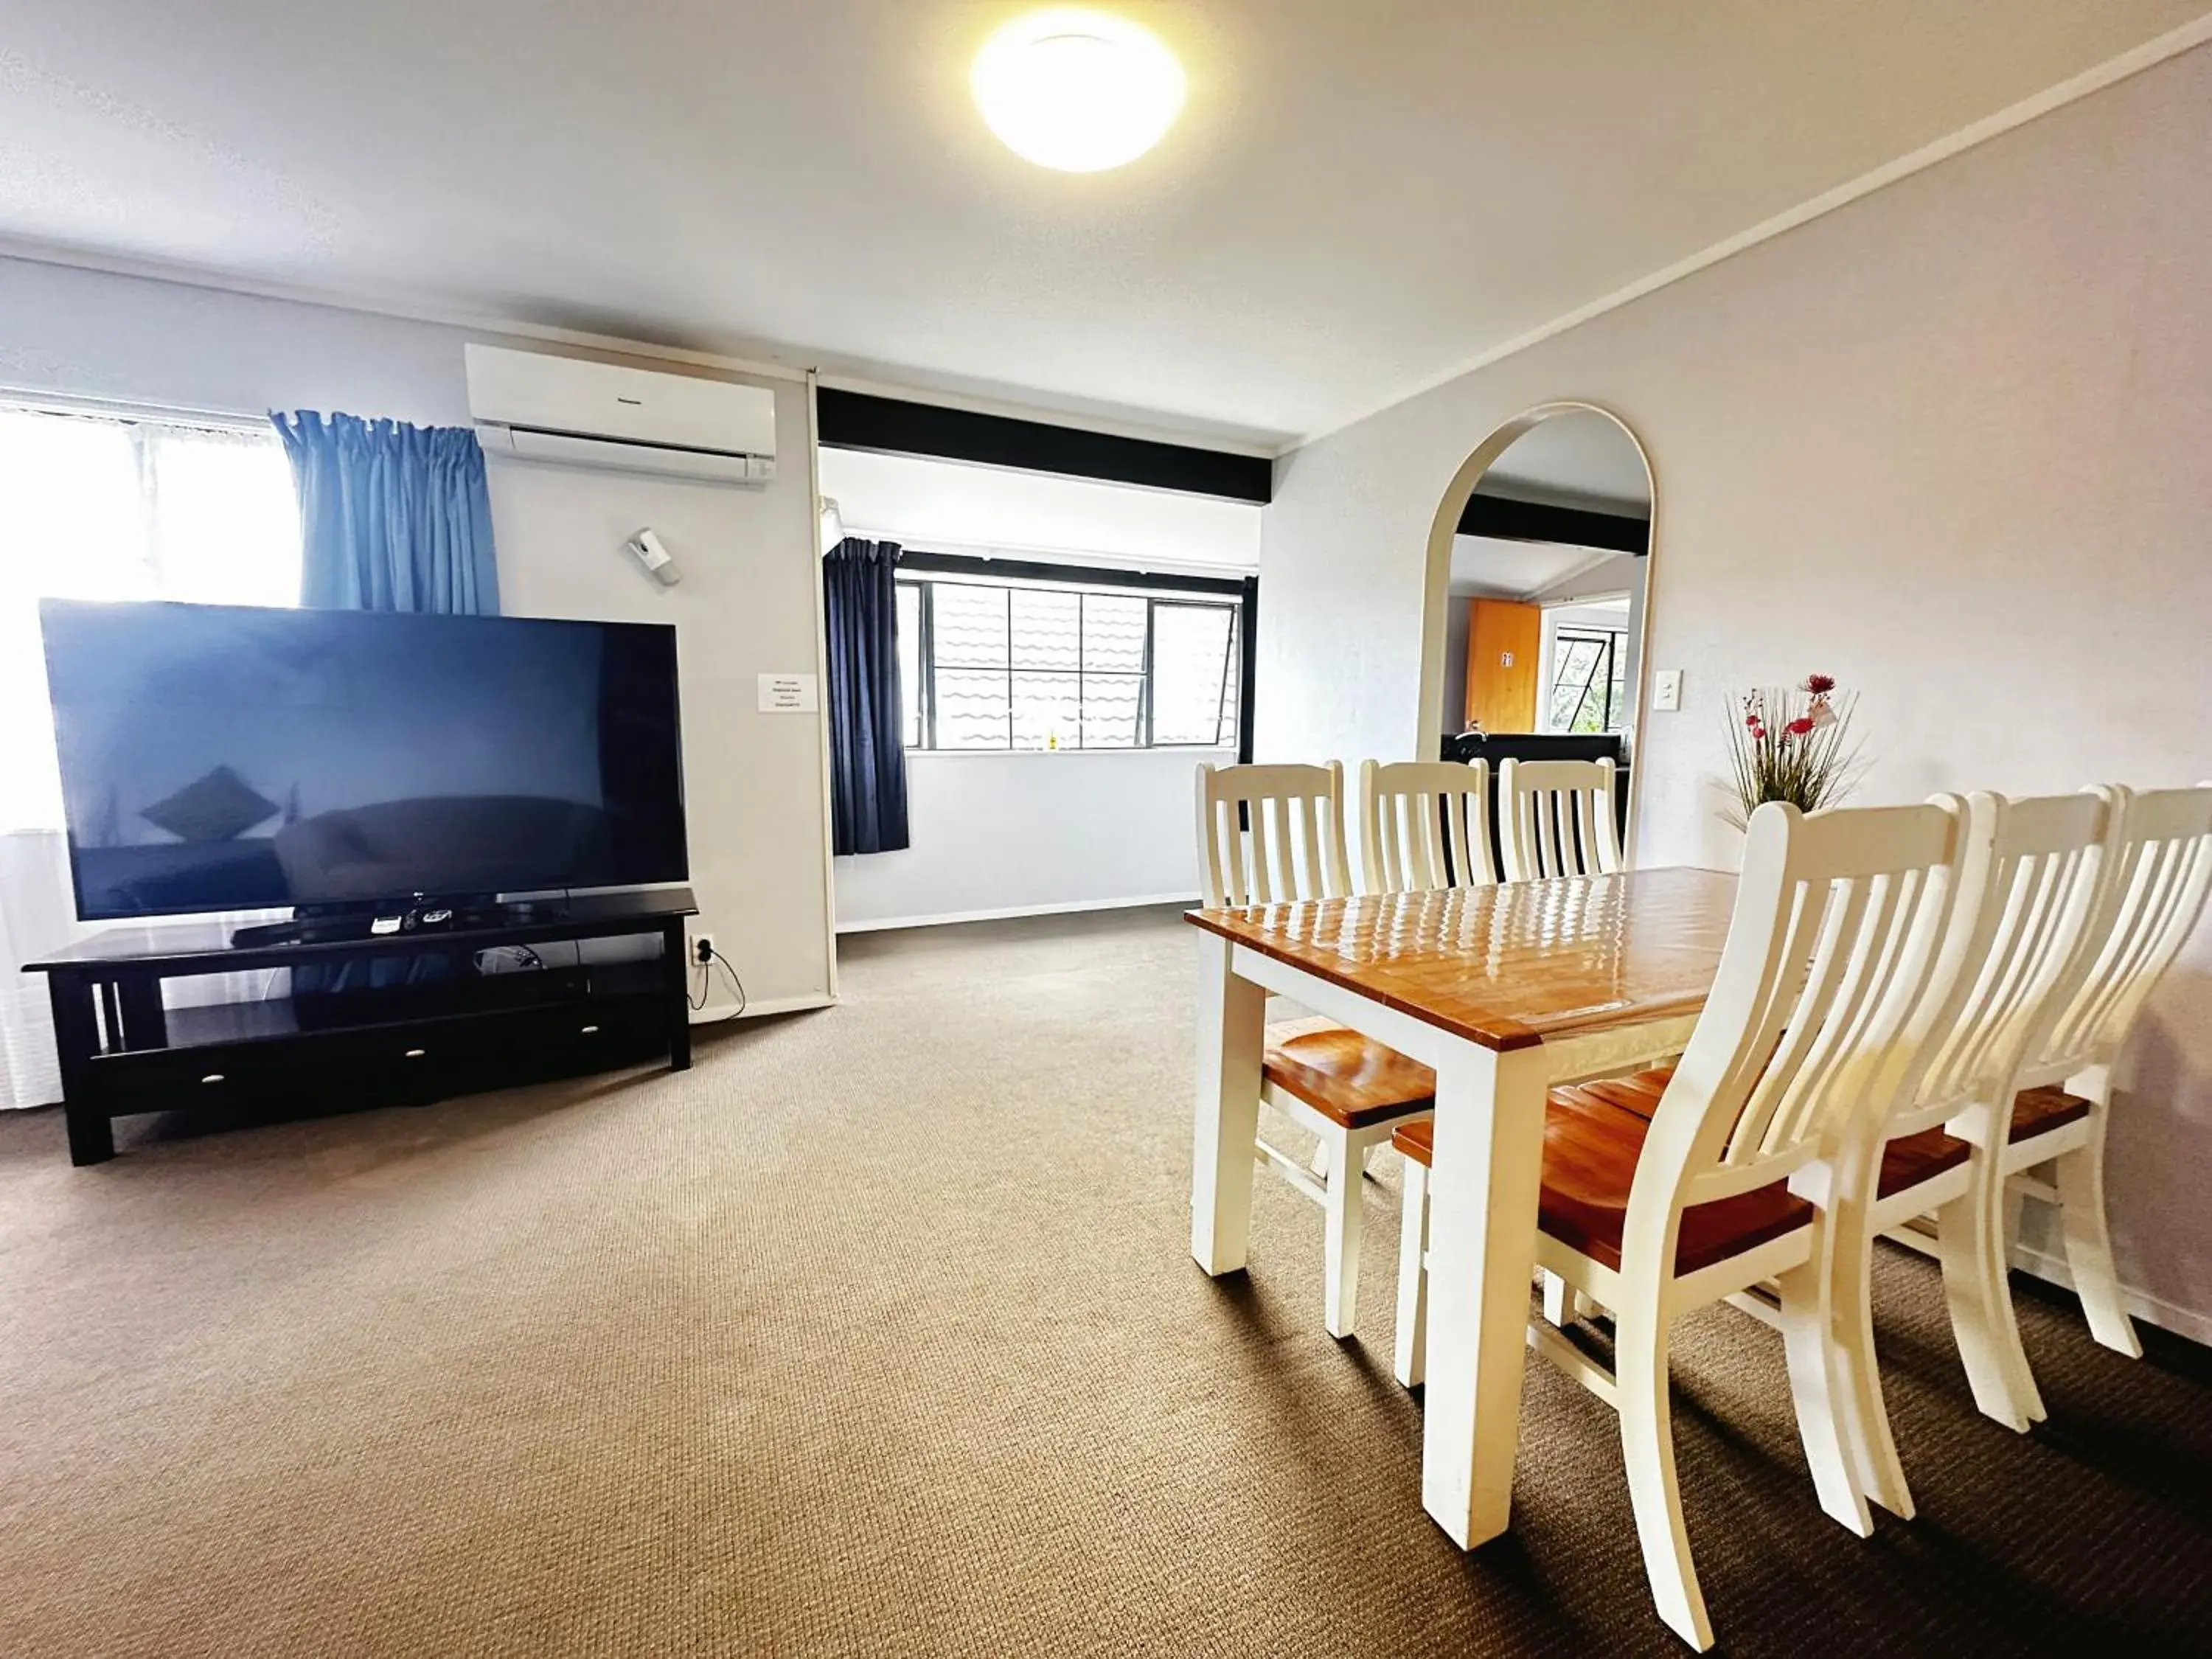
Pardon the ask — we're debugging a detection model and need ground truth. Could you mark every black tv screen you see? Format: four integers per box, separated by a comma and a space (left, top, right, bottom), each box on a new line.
41, 600, 687, 921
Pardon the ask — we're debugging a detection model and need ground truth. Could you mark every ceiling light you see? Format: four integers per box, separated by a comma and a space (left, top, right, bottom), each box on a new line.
971, 9, 1186, 173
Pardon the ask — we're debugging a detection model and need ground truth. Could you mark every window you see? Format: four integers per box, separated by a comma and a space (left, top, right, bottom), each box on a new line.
0, 405, 302, 830
1545, 626, 1629, 734
896, 571, 1241, 751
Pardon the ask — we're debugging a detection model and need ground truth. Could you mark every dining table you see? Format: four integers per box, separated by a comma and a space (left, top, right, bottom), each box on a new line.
1186, 866, 1739, 1548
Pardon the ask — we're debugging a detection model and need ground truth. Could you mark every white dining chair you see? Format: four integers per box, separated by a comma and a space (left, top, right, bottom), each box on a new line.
1194, 761, 1434, 1338
1392, 798, 1968, 1650
1357, 758, 1496, 894
1833, 787, 2116, 1520
1877, 782, 2212, 1422
1499, 756, 1624, 880
2006, 784, 2212, 1353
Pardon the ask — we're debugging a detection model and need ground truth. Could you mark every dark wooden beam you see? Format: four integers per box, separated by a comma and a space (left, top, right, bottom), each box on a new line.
1458, 492, 1649, 554
816, 388, 1273, 504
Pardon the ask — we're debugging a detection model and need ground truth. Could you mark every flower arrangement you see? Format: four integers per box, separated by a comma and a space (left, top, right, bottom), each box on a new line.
1723, 672, 1863, 827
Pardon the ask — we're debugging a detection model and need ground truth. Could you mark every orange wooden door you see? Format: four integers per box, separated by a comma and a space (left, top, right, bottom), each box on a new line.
1464, 599, 1541, 733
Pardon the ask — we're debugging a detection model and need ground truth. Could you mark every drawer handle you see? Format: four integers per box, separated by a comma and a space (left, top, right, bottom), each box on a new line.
403, 1048, 427, 1060
580, 1023, 601, 1036
201, 1073, 226, 1085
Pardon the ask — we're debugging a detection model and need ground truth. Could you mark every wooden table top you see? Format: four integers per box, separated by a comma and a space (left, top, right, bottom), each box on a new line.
1186, 867, 1739, 1052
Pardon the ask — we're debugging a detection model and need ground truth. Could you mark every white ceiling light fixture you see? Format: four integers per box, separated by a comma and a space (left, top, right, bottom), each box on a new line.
971, 8, 1186, 173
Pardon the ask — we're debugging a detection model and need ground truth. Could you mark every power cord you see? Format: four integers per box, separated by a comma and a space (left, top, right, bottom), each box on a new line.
687, 940, 748, 1018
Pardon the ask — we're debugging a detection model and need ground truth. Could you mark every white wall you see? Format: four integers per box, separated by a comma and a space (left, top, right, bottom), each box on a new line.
833, 748, 1230, 929
1259, 45, 2212, 1335
818, 446, 1258, 931
0, 255, 834, 1018
821, 446, 1260, 573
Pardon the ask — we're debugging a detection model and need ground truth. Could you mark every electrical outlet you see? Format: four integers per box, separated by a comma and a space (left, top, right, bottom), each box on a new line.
689, 931, 716, 967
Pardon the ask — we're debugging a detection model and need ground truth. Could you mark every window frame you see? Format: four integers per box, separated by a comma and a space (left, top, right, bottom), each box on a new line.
892, 550, 1254, 757
1545, 624, 1628, 735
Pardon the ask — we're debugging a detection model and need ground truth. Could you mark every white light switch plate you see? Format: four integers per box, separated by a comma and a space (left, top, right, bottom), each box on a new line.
1652, 669, 1683, 712
757, 672, 819, 713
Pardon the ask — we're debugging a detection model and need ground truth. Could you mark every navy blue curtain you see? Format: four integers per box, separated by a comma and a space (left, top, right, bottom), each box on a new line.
824, 537, 909, 855
272, 411, 501, 614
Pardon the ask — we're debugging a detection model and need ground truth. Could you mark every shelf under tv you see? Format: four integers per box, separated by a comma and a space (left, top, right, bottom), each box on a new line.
23, 888, 698, 1166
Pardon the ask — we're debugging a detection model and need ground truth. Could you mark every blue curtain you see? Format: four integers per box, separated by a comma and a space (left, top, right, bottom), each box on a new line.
273, 411, 501, 614
824, 537, 909, 855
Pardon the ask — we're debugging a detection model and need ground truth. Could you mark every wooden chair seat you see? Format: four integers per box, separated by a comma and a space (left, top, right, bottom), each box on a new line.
1393, 1080, 1813, 1276
1264, 1026, 1434, 1127
2010, 1084, 2091, 1141
1877, 1127, 1971, 1197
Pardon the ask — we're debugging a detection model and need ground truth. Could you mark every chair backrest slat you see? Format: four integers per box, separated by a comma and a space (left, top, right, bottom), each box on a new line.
1194, 762, 1352, 908
1905, 790, 2115, 1116
1357, 759, 1496, 894
1500, 757, 1624, 881
2034, 784, 2212, 1072
1627, 800, 1966, 1253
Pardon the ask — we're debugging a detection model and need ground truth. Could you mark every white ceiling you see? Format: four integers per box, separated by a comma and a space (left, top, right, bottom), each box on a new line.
1448, 535, 1615, 600
0, 3, 2200, 447
1478, 410, 1650, 513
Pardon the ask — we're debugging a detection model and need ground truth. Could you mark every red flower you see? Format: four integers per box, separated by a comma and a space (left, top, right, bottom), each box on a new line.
1745, 714, 1761, 728
1785, 716, 1816, 737
1804, 672, 1836, 695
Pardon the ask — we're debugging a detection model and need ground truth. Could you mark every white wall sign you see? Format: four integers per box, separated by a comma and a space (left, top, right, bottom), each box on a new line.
757, 672, 819, 713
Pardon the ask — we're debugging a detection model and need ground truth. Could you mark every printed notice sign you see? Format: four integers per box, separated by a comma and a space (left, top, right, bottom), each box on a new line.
757, 673, 819, 713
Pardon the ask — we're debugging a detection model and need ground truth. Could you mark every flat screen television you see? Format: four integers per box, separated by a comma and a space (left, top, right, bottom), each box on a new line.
40, 600, 688, 922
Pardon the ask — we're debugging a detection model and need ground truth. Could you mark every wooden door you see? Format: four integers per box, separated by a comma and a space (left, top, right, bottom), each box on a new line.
1464, 599, 1540, 733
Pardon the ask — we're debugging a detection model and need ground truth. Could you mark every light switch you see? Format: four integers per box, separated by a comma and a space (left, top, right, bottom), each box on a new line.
1500, 651, 1515, 669
1652, 669, 1683, 713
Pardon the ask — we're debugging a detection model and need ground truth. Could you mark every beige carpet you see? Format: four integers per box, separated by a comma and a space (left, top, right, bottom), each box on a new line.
2, 905, 2208, 1657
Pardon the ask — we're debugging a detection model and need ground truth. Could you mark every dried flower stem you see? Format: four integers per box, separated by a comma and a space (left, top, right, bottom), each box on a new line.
1723, 677, 1864, 827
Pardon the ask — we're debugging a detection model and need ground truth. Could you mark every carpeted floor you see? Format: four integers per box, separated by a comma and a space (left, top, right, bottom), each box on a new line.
2, 905, 2208, 1657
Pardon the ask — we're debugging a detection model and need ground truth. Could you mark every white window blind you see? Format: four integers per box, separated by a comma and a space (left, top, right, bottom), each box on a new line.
0, 406, 301, 832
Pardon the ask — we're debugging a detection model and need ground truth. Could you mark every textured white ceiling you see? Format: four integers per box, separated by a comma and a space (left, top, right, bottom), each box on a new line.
1449, 535, 1615, 599
0, 2, 2200, 446
1478, 411, 1650, 513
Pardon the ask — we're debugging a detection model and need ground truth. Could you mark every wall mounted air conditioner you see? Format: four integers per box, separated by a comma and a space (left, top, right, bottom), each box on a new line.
465, 344, 777, 484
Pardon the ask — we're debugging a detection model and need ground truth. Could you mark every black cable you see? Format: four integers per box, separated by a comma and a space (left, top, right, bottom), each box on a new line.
682, 942, 748, 1018
706, 944, 748, 1019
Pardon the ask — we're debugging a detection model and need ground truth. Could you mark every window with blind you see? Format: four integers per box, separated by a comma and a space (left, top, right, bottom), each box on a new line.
895, 573, 1240, 752
0, 404, 302, 831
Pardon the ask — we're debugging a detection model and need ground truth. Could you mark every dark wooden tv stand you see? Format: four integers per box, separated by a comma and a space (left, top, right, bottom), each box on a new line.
25, 888, 698, 1166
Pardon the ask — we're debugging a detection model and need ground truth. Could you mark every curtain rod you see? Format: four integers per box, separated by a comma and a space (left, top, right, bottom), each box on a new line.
841, 526, 1256, 583
0, 384, 273, 434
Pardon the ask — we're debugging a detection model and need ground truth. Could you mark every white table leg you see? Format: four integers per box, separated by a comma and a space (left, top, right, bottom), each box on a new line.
1421, 1040, 1551, 1547
1192, 933, 1266, 1275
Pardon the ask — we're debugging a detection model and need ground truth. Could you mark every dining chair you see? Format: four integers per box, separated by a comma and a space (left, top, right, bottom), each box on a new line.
1194, 760, 1435, 1338
1392, 798, 1968, 1650
1499, 756, 1624, 880
1357, 759, 1496, 894
2009, 784, 2212, 1349
1364, 757, 1626, 1324
1832, 787, 2116, 1520
1874, 782, 2212, 1436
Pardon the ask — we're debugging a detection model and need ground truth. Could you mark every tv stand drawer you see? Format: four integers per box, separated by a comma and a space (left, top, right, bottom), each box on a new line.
91, 995, 668, 1111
